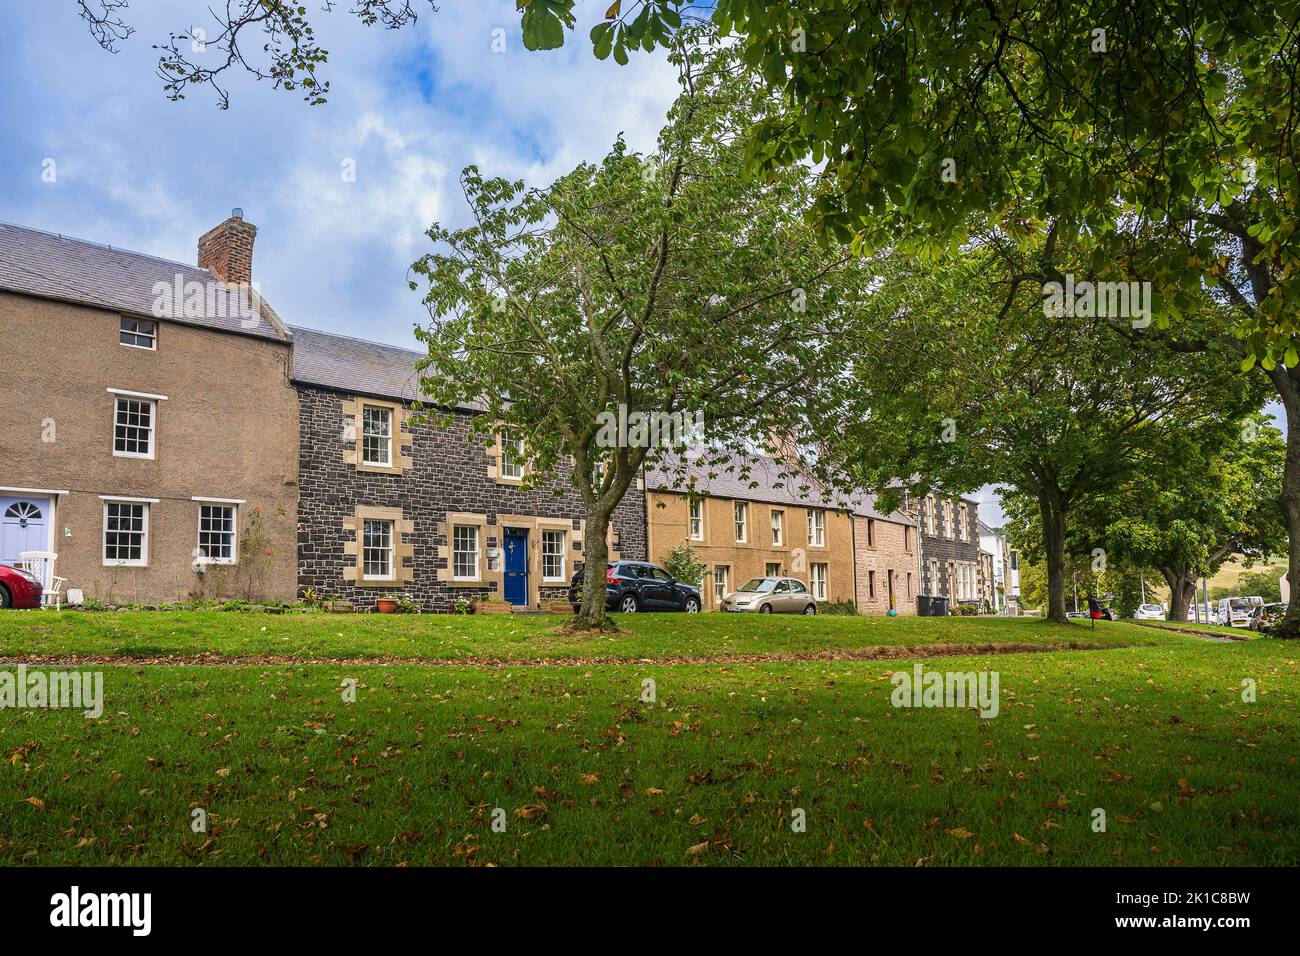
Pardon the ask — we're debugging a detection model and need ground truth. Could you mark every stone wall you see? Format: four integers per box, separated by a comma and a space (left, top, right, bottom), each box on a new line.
296, 386, 646, 611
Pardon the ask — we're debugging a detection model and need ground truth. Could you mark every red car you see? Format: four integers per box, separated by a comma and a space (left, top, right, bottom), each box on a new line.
0, 565, 43, 609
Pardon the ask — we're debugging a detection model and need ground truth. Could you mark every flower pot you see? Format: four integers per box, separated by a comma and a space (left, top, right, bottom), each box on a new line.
376, 599, 398, 614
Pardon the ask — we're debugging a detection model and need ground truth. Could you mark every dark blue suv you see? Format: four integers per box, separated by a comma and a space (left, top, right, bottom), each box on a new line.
568, 561, 702, 614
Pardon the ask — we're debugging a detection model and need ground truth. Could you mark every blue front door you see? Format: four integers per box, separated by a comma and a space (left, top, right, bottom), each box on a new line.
502, 528, 529, 606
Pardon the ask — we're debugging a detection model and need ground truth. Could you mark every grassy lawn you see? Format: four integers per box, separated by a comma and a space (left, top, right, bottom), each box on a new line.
0, 610, 1179, 662
1139, 619, 1254, 638
0, 613, 1295, 866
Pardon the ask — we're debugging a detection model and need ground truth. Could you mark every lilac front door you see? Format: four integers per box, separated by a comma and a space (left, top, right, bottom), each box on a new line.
0, 497, 50, 582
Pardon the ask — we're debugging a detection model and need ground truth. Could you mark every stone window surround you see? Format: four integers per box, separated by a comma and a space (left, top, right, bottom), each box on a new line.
489, 429, 533, 486
342, 505, 415, 588
342, 396, 412, 476
435, 511, 622, 604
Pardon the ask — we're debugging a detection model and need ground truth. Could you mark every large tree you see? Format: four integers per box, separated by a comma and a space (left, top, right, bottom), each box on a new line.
702, 2, 1300, 635
829, 246, 1262, 623
409, 38, 866, 627
1077, 413, 1287, 620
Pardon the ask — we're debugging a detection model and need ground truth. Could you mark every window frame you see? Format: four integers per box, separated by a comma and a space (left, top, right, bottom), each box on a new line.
688, 498, 704, 541
110, 390, 164, 460
361, 518, 396, 582
541, 528, 566, 582
770, 508, 784, 546
499, 431, 526, 482
361, 404, 394, 468
119, 316, 157, 350
810, 562, 828, 601
195, 502, 238, 565
713, 564, 730, 605
807, 509, 826, 547
101, 498, 152, 567
452, 524, 480, 582
733, 501, 748, 543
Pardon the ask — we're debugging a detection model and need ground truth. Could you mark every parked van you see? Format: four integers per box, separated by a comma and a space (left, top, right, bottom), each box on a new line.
1217, 596, 1263, 628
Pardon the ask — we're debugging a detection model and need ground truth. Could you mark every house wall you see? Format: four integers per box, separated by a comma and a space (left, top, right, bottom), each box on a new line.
0, 292, 299, 602
917, 493, 983, 604
645, 491, 854, 609
852, 514, 918, 615
296, 386, 647, 611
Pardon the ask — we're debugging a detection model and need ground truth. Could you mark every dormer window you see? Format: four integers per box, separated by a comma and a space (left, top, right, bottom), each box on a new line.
120, 317, 157, 350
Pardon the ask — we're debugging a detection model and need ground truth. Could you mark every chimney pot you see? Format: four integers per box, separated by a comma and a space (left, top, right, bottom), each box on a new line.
198, 210, 256, 286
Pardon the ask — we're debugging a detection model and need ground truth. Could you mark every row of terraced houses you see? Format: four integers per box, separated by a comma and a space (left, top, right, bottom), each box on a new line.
0, 213, 1019, 613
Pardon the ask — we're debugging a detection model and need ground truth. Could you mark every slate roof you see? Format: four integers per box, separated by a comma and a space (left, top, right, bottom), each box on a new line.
289, 325, 485, 411
0, 221, 288, 341
645, 449, 915, 525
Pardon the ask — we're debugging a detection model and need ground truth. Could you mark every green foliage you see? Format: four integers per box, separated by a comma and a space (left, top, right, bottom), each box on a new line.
1236, 569, 1284, 603
817, 600, 859, 616
409, 36, 869, 623
662, 543, 706, 588
822, 240, 1260, 620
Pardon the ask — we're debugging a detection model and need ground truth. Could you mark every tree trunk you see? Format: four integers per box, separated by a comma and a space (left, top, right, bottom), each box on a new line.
1161, 567, 1195, 622
1039, 493, 1069, 623
1280, 400, 1300, 638
577, 507, 613, 628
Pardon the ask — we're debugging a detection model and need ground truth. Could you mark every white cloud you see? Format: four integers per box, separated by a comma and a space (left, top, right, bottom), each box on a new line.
0, 0, 682, 348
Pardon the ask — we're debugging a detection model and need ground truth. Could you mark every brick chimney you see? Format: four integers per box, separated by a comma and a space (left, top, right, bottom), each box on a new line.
198, 208, 256, 285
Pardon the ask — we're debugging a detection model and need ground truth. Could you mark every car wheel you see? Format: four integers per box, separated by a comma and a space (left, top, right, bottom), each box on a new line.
0, 585, 9, 609
684, 597, 700, 613
620, 594, 639, 614
759, 604, 772, 614
803, 604, 816, 615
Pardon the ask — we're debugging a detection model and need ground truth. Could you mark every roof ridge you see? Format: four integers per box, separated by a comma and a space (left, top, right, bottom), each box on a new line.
289, 323, 425, 356
0, 219, 208, 274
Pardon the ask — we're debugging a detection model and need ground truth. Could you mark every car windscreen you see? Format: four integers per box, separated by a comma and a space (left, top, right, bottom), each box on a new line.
739, 579, 776, 593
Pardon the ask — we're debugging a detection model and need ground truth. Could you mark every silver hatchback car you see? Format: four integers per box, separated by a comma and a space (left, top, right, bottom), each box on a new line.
720, 577, 817, 614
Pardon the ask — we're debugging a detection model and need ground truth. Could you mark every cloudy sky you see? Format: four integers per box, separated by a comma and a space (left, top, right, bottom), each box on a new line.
1, 1, 1014, 524
1, 1, 679, 346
